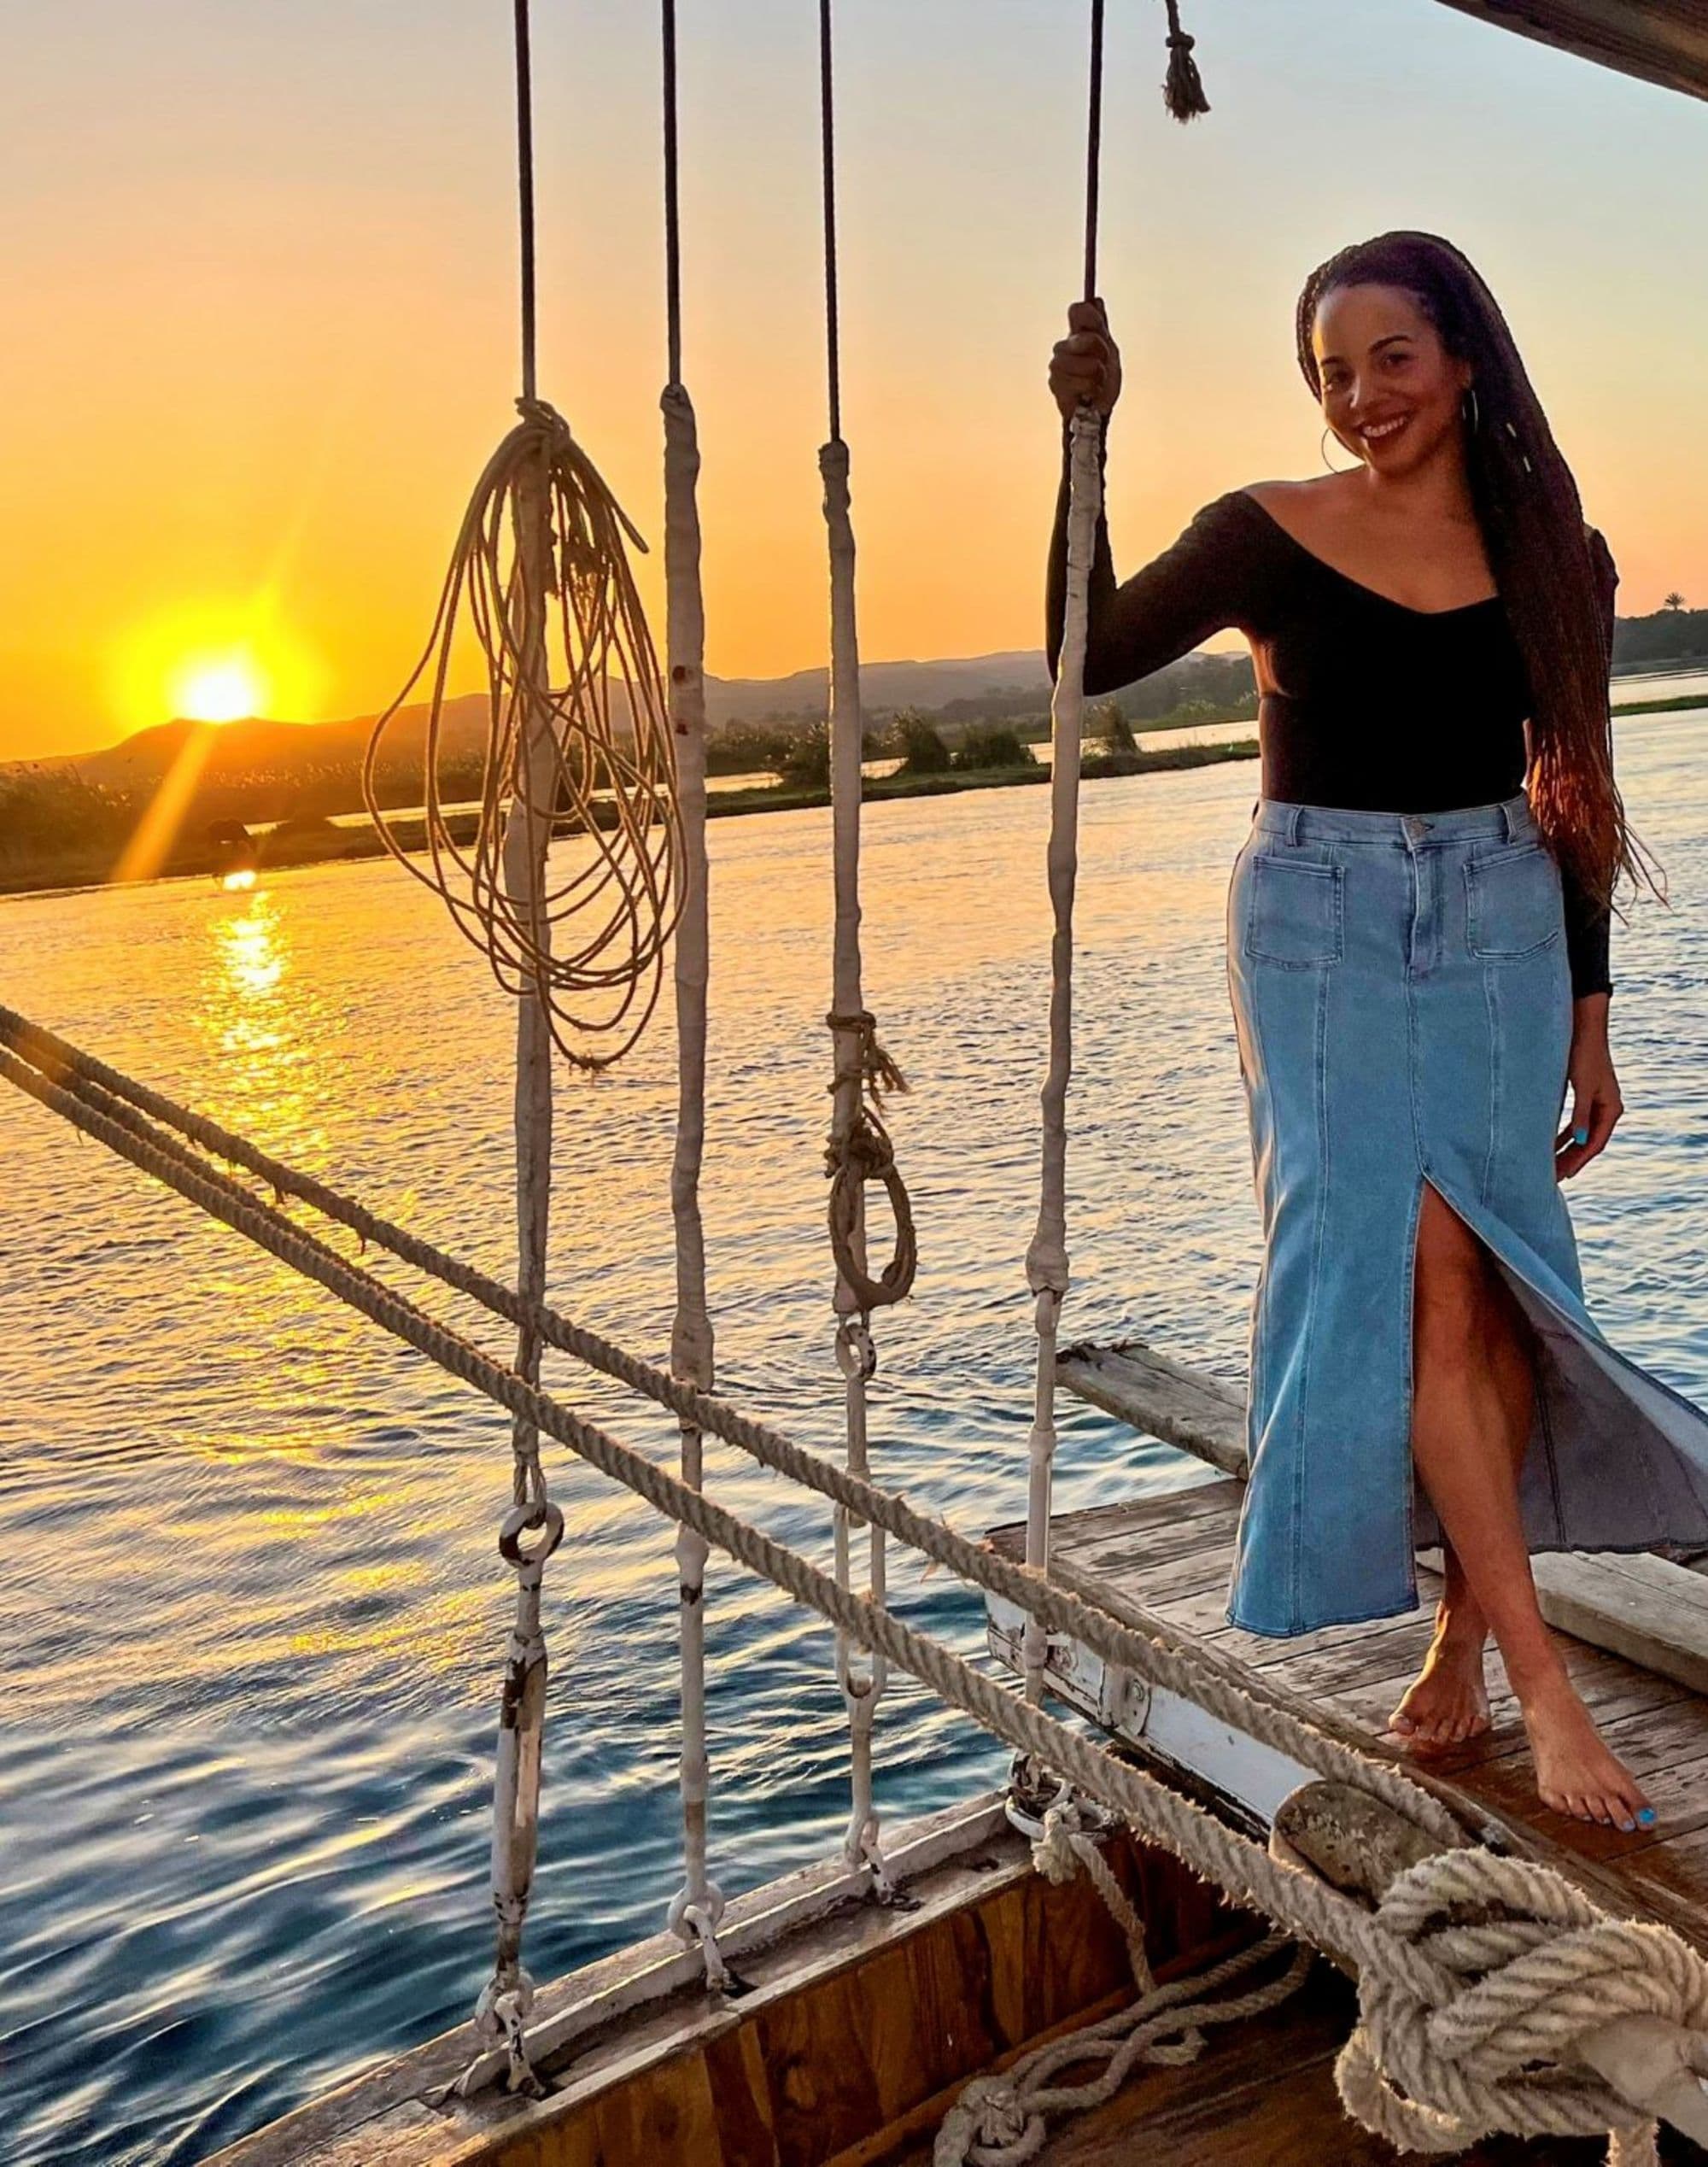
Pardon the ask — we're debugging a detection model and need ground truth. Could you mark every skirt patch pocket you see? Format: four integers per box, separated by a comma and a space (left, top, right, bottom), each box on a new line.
1243, 854, 1343, 969
1464, 842, 1563, 959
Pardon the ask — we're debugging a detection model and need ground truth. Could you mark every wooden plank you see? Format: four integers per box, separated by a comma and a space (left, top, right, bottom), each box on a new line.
1058, 1339, 1247, 1477
1530, 1550, 1708, 1696
985, 1482, 1708, 1957
984, 1477, 1240, 1565
1056, 1337, 1708, 1693
1430, 0, 1708, 108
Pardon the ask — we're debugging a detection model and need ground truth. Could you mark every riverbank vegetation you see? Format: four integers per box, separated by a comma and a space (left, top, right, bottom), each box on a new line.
0, 715, 1260, 898
5, 601, 1702, 899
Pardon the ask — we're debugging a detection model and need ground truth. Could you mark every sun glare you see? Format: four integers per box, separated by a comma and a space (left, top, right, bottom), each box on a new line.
172, 653, 268, 725
109, 598, 325, 735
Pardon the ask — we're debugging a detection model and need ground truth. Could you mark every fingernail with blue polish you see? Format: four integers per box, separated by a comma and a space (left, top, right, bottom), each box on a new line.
1637, 1807, 1658, 1827
1573, 1127, 1589, 1146
1619, 1818, 1635, 1832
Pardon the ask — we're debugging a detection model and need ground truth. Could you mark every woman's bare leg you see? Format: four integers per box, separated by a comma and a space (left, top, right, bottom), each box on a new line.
1389, 1183, 1652, 1829
1389, 1254, 1532, 1744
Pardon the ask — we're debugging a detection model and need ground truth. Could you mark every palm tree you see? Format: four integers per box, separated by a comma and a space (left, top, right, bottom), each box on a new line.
1663, 591, 1688, 612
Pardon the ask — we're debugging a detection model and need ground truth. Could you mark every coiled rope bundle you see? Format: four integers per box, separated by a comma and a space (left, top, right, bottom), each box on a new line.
361, 396, 682, 1070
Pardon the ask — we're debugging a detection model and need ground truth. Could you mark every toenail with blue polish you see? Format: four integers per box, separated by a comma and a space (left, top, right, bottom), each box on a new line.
1573, 1127, 1589, 1145
1637, 1807, 1658, 1826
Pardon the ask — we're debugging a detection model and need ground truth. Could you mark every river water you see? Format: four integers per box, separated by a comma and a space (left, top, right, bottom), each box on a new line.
4, 712, 1708, 2164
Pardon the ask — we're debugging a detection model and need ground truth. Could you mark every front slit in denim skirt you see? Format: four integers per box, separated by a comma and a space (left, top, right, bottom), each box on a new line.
1224, 789, 1708, 1639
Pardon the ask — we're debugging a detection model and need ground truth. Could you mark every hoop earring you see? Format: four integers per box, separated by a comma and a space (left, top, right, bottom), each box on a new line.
1461, 384, 1480, 434
1320, 425, 1360, 474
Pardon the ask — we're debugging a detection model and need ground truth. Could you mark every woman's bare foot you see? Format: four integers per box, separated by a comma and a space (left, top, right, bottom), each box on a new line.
1388, 1604, 1491, 1748
1512, 1661, 1655, 1830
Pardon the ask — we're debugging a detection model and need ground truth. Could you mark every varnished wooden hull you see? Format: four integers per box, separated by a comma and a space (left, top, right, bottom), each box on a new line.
206, 1793, 1267, 2167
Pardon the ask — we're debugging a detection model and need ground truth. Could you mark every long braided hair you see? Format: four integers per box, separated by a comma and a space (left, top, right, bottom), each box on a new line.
1295, 230, 1661, 922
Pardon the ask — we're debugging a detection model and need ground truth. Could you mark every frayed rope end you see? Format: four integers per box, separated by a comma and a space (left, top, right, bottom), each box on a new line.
1162, 1, 1211, 123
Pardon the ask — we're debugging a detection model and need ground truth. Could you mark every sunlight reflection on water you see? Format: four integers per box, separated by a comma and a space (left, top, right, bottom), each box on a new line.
3, 712, 1708, 2163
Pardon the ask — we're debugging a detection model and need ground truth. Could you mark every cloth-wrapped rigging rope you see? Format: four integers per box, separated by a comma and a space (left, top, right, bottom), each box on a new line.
658, 0, 726, 1993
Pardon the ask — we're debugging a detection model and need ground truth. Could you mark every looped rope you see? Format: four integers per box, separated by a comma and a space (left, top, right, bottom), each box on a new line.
1033, 1796, 1152, 1987
825, 1009, 917, 1310
667, 1883, 730, 1993
936, 1915, 1308, 2165
1335, 1848, 1708, 2161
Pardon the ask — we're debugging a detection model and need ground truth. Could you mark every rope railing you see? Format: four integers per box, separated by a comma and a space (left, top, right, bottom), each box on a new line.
0, 1001, 1470, 1848
5, 1023, 1705, 2160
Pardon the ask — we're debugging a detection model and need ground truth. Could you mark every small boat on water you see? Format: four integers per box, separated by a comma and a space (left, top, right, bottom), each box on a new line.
12, 5, 1708, 2165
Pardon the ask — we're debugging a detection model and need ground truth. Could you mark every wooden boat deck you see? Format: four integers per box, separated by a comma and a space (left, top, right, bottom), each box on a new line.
986, 1474, 1708, 1957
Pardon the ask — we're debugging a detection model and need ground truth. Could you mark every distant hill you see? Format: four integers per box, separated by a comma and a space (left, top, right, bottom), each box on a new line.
21, 653, 1055, 789
62, 694, 500, 790
15, 600, 1702, 791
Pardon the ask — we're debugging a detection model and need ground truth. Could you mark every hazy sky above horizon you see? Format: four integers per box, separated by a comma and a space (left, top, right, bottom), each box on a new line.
4, 1, 1706, 761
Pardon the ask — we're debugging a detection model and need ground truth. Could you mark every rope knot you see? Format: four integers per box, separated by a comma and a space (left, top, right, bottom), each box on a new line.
827, 1008, 909, 1105
1337, 1848, 1708, 2162
514, 394, 570, 439
1032, 1796, 1093, 1886
947, 2075, 1032, 2158
1160, 0, 1211, 121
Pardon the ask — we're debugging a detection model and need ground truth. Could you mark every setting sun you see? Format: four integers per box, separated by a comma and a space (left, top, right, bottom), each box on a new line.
171, 653, 268, 724
109, 598, 325, 735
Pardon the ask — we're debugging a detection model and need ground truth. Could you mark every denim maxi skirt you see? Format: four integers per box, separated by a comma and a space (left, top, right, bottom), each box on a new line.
1224, 790, 1708, 1639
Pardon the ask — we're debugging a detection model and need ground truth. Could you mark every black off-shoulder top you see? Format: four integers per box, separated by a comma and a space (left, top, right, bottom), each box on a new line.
1044, 415, 1616, 998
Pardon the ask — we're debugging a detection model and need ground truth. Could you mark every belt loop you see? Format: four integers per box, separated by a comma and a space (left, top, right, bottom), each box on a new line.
1282, 803, 1304, 846
1501, 796, 1524, 843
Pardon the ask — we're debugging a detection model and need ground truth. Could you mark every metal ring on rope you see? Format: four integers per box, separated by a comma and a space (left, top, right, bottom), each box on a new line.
499, 1499, 565, 1569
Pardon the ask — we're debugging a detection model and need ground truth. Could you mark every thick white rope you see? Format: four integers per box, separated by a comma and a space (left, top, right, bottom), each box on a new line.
0, 1004, 1466, 1852
0, 1005, 1467, 1851
1021, 403, 1102, 1719
660, 378, 726, 1988
820, 432, 901, 1897
473, 442, 564, 2093
8, 1045, 1708, 2158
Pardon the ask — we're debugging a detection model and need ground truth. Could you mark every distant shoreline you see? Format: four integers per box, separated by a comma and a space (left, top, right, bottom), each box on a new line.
0, 737, 1260, 904
6, 684, 1702, 906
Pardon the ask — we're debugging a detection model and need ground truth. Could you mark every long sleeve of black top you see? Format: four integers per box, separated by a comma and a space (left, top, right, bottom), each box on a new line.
1044, 411, 1615, 999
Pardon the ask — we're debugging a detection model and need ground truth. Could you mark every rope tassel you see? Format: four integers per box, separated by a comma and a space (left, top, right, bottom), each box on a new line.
1161, 0, 1210, 122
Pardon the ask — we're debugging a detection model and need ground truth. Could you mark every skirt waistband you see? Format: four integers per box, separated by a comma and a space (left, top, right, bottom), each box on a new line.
1249, 792, 1536, 848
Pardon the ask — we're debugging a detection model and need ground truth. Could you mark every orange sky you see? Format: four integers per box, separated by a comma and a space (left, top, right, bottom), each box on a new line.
3, 1, 1706, 764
